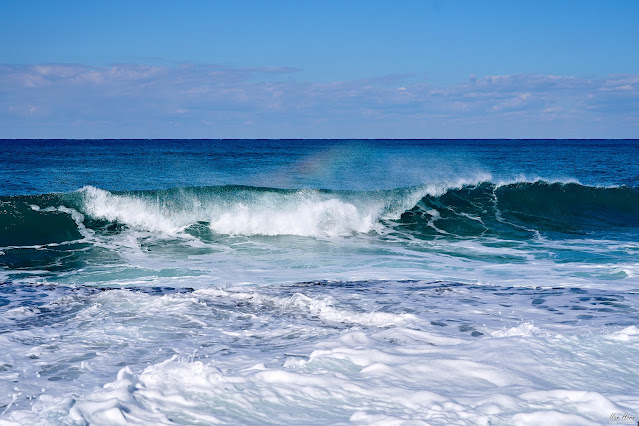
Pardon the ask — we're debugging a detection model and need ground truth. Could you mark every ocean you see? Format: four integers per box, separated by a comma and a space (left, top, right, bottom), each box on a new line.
1, 139, 638, 424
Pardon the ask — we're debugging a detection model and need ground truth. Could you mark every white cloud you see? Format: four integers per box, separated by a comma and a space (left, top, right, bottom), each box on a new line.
0, 64, 637, 138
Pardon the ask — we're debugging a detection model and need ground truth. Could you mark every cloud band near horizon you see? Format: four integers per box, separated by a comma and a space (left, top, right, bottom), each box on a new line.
1, 63, 637, 139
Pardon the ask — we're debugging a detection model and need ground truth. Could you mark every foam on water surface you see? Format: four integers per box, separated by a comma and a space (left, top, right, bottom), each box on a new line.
0, 280, 638, 424
1, 140, 638, 424
2, 180, 638, 294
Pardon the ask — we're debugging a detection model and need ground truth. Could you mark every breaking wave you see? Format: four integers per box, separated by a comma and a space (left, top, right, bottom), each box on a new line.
1, 181, 638, 247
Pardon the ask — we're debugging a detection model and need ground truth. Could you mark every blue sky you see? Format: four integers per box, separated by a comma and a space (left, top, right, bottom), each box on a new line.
1, 0, 638, 138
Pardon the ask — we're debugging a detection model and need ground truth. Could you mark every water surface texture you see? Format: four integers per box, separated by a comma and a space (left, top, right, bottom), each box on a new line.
1, 139, 638, 424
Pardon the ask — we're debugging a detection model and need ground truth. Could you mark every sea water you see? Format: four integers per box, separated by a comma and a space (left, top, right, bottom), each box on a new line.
0, 139, 638, 424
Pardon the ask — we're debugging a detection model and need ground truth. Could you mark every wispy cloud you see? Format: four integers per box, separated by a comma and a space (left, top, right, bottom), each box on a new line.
1, 64, 637, 138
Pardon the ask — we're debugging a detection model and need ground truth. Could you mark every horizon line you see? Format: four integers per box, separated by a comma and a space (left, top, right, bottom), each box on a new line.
2, 138, 638, 141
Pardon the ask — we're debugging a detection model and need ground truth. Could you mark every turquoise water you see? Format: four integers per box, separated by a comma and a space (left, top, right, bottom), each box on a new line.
1, 139, 638, 424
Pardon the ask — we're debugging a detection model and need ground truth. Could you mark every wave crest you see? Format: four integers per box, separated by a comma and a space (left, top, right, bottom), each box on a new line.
208, 196, 379, 236
1, 180, 637, 246
78, 185, 407, 237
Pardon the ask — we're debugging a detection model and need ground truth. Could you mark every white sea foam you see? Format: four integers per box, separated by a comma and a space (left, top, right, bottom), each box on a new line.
490, 322, 543, 338
208, 195, 380, 236
80, 185, 385, 237
77, 182, 487, 238
605, 325, 639, 341
5, 327, 637, 425
2, 281, 638, 424
81, 186, 184, 234
197, 288, 418, 327
77, 175, 615, 242
494, 175, 583, 188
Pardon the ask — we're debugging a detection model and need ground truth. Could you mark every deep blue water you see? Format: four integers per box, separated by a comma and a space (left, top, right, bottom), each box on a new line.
2, 139, 638, 195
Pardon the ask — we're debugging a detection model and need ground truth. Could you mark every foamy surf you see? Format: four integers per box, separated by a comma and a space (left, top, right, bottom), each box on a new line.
1, 180, 637, 291
77, 182, 479, 237
2, 281, 637, 425
1, 139, 638, 424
